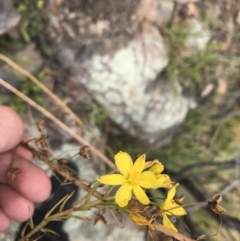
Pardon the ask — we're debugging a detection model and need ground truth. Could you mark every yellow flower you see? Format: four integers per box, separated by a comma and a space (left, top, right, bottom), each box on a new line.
160, 183, 186, 232
148, 163, 173, 189
129, 212, 154, 230
98, 151, 156, 207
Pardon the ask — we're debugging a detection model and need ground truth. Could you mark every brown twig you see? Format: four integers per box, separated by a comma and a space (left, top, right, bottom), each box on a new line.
152, 222, 196, 241
0, 53, 83, 126
0, 78, 115, 169
21, 142, 104, 200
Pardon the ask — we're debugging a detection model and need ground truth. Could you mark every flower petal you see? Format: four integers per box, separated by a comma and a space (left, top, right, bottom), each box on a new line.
162, 213, 178, 232
149, 163, 164, 174
138, 171, 156, 188
171, 206, 187, 216
129, 212, 148, 226
144, 160, 159, 169
115, 183, 132, 207
129, 212, 153, 229
98, 174, 125, 185
161, 200, 187, 216
115, 151, 133, 178
133, 185, 150, 205
133, 154, 146, 173
168, 202, 187, 216
153, 174, 172, 189
167, 183, 179, 202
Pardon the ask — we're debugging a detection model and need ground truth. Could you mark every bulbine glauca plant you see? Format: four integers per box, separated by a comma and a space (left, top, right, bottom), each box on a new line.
9, 127, 225, 241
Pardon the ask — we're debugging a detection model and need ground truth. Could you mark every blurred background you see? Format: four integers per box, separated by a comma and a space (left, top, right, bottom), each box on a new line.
0, 0, 239, 240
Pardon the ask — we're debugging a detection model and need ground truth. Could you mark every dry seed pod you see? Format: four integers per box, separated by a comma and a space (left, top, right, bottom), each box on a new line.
40, 149, 49, 157
174, 195, 185, 205
79, 145, 90, 159
58, 158, 69, 166
128, 200, 151, 213
7, 167, 21, 181
34, 134, 49, 149
147, 213, 158, 224
36, 119, 45, 132
94, 214, 107, 226
208, 194, 225, 214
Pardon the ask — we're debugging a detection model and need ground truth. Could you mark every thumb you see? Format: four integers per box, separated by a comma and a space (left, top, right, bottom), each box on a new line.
0, 106, 24, 153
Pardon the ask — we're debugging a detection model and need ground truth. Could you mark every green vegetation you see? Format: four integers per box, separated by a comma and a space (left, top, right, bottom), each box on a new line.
89, 105, 110, 126
164, 24, 218, 87
153, 109, 240, 171
16, 0, 46, 42
0, 36, 24, 51
146, 19, 240, 172
0, 0, 48, 53
10, 71, 46, 114
0, 0, 49, 114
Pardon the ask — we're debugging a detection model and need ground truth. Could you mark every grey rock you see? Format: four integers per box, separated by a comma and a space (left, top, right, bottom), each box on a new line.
0, 0, 21, 35
47, 0, 190, 146
57, 22, 188, 146
184, 18, 211, 51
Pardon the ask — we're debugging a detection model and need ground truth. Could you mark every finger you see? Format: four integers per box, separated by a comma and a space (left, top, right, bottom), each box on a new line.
13, 136, 34, 160
0, 152, 51, 203
0, 106, 24, 153
0, 209, 10, 232
0, 184, 34, 222
11, 144, 33, 161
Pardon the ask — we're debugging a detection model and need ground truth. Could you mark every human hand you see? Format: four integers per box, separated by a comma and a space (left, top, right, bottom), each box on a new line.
0, 106, 51, 232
